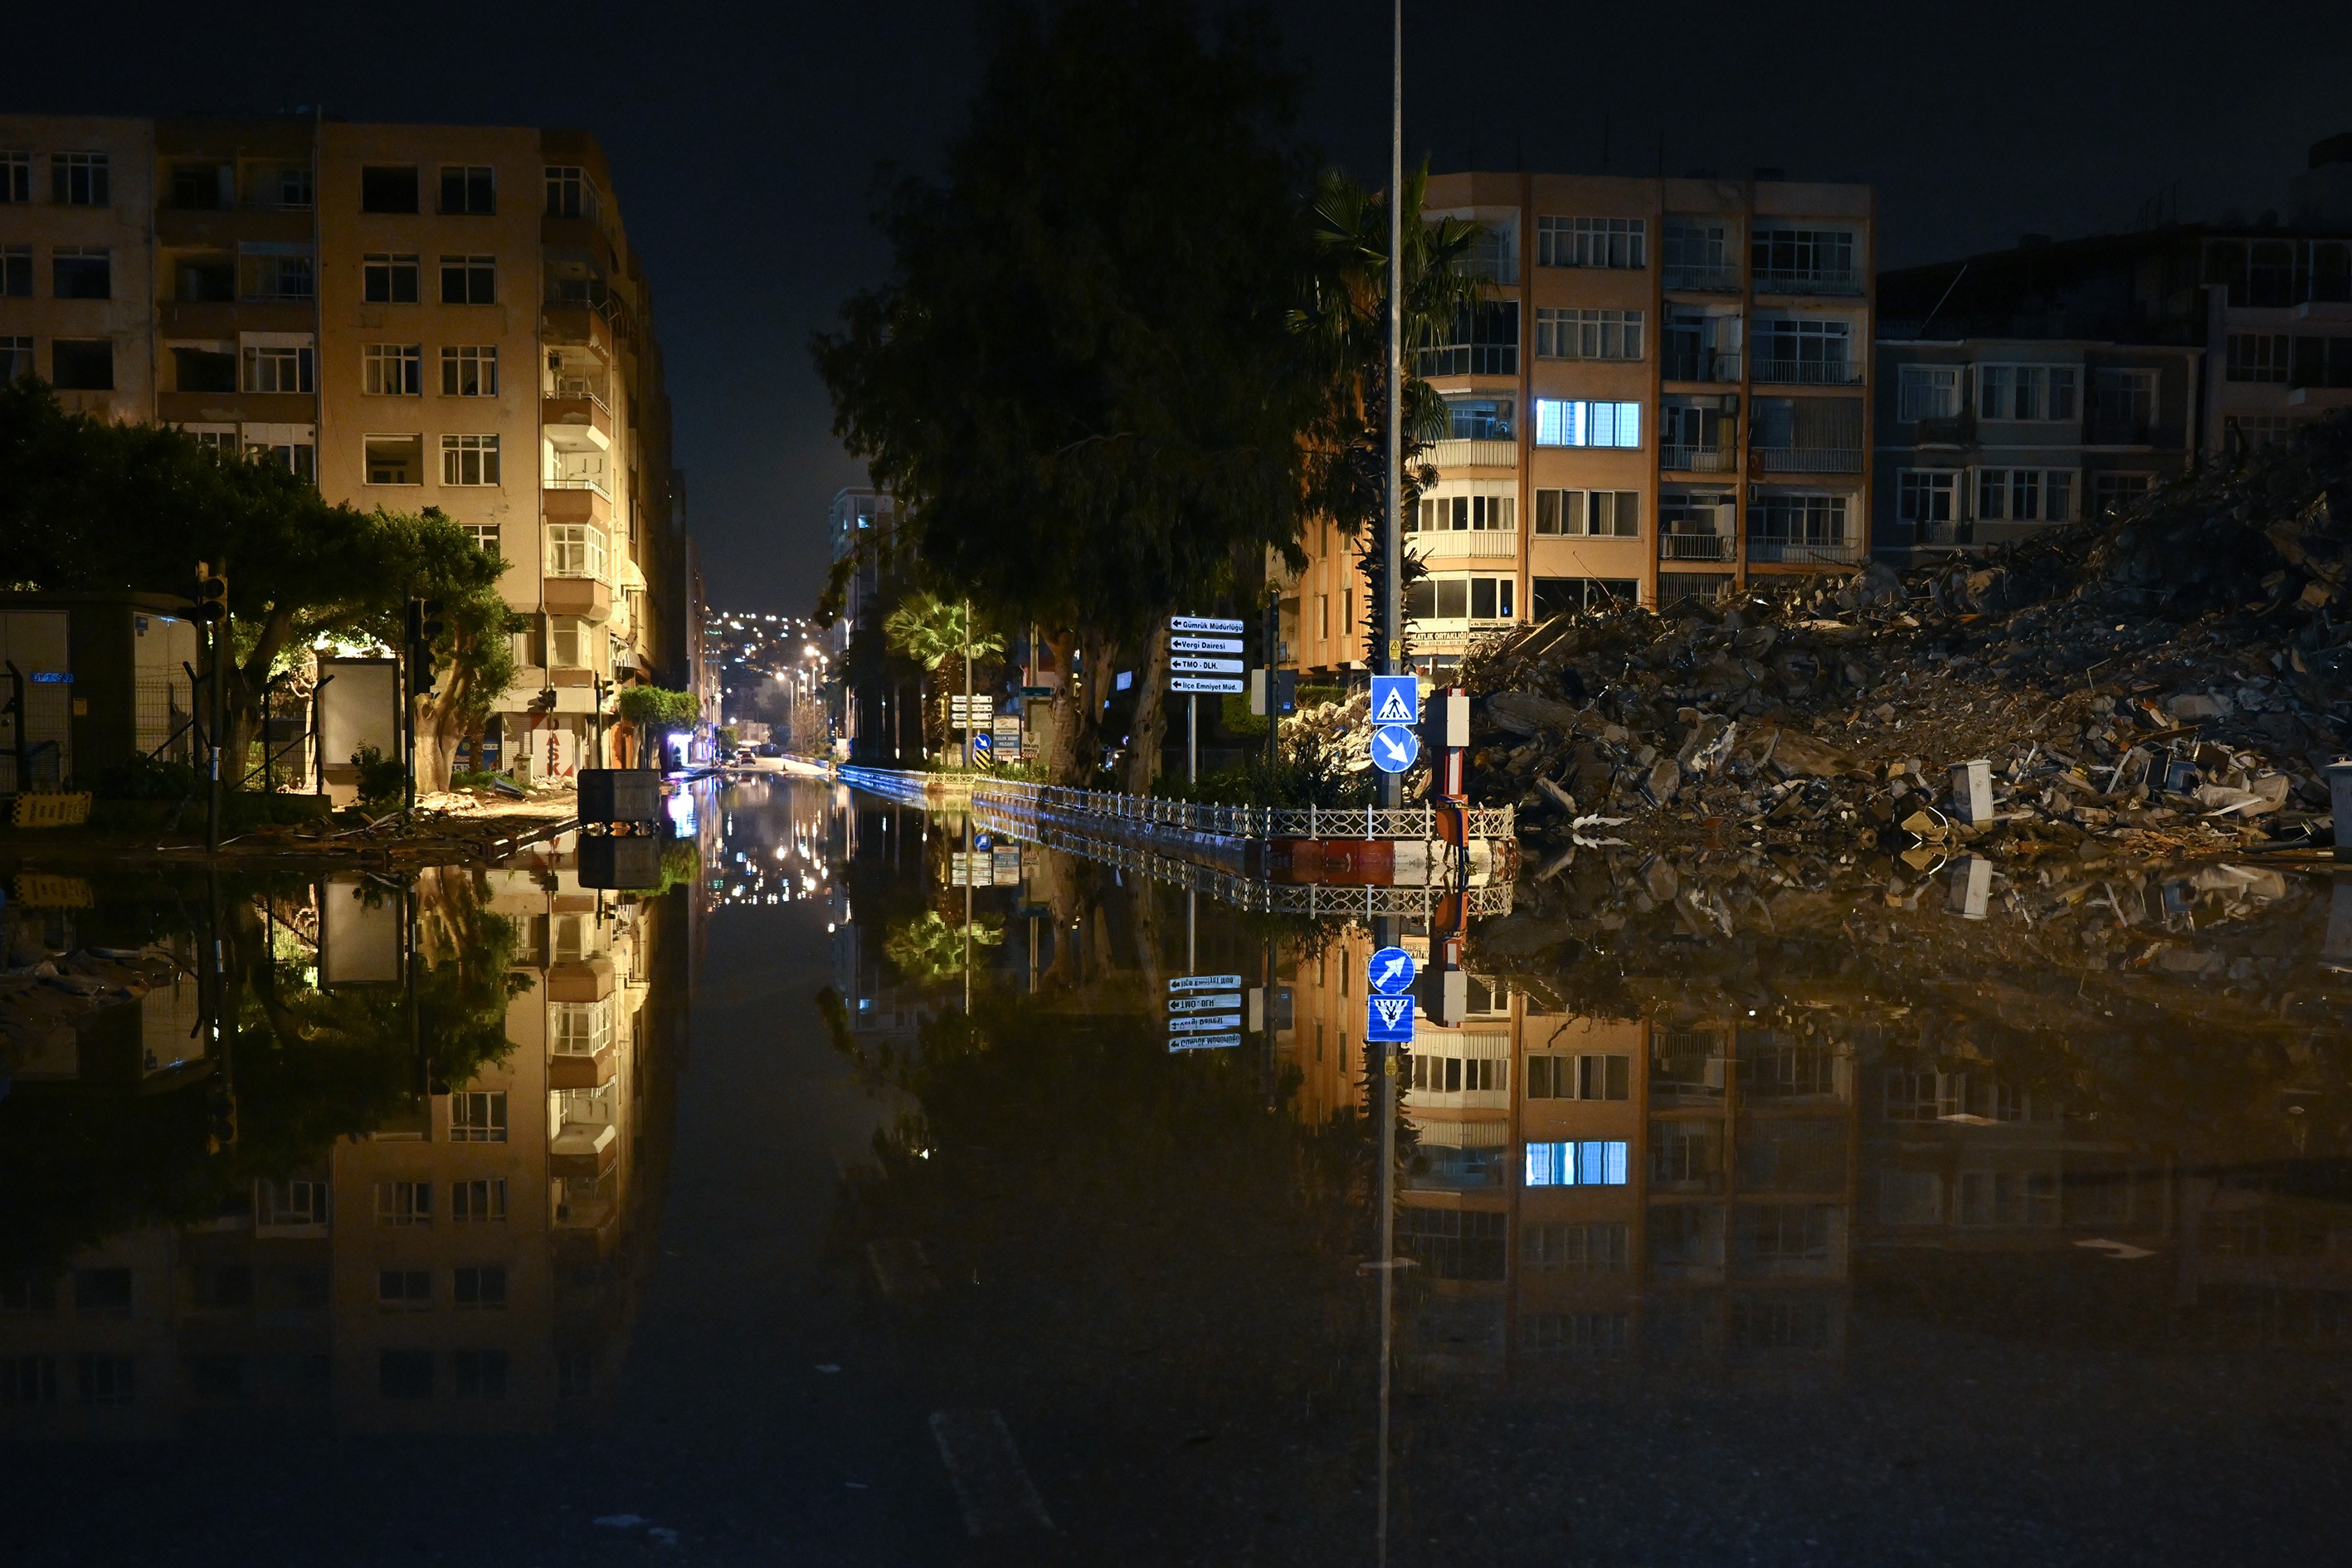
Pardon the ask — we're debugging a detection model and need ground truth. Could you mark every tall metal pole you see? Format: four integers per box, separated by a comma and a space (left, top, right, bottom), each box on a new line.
962, 597, 973, 771
1379, 0, 1404, 812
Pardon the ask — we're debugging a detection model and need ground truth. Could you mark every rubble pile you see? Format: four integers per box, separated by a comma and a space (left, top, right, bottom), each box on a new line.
1462, 413, 2352, 864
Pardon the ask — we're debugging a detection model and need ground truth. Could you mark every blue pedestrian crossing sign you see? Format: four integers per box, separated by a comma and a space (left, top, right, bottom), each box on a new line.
1366, 992, 1415, 1044
1367, 946, 1416, 995
1370, 723, 1419, 774
1369, 674, 1419, 726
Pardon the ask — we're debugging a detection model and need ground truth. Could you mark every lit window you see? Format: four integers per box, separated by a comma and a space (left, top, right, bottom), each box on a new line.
1532, 399, 1640, 448
447, 1090, 507, 1143
1524, 1141, 1629, 1187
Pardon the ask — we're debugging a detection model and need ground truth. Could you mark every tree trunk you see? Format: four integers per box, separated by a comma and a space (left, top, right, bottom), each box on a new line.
1045, 629, 1086, 786
1123, 621, 1171, 794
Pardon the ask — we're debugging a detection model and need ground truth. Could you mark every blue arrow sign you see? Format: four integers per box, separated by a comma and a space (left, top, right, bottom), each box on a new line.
1370, 674, 1419, 726
1367, 946, 1417, 996
1371, 724, 1419, 774
1365, 993, 1415, 1044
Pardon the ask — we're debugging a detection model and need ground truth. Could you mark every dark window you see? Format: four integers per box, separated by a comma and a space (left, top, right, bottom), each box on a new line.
360, 165, 420, 214
378, 1350, 433, 1399
73, 1267, 132, 1315
176, 256, 234, 302
1, 1354, 58, 1405
0, 152, 27, 203
1532, 576, 1637, 618
453, 1348, 508, 1400
0, 245, 29, 297
185, 1354, 246, 1400
187, 1264, 252, 1308
452, 1264, 507, 1308
51, 153, 108, 207
439, 165, 494, 215
51, 249, 109, 299
173, 348, 238, 392
51, 338, 114, 391
170, 164, 222, 210
1418, 301, 1521, 377
440, 256, 495, 305
363, 253, 420, 304
75, 1355, 134, 1405
0, 1272, 58, 1314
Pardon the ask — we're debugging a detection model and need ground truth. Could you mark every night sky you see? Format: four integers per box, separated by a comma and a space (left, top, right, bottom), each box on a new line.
27, 0, 2352, 612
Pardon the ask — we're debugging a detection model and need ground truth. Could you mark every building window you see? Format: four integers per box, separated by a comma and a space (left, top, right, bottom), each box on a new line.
1748, 493, 1851, 560
1977, 363, 2078, 421
377, 1269, 431, 1312
2226, 333, 2289, 383
2, 1354, 59, 1407
1405, 574, 1515, 621
0, 338, 29, 384
453, 1266, 507, 1309
1975, 468, 2074, 523
1, 245, 28, 296
363, 253, 421, 304
438, 165, 495, 215
1897, 469, 1959, 533
553, 1001, 612, 1054
242, 345, 314, 394
453, 1349, 509, 1400
51, 153, 110, 207
364, 343, 421, 395
452, 1179, 508, 1222
440, 345, 498, 396
2091, 472, 2154, 516
51, 246, 110, 299
183, 428, 238, 455
359, 165, 420, 214
1531, 576, 1636, 617
378, 1350, 433, 1400
2087, 368, 2158, 442
448, 1090, 507, 1142
74, 1268, 133, 1316
1532, 398, 1640, 448
1752, 319, 1854, 383
440, 255, 495, 305
1524, 1140, 1629, 1187
241, 250, 314, 302
0, 151, 28, 203
1534, 307, 1643, 360
251, 163, 314, 209
1897, 364, 1960, 421
50, 338, 114, 391
256, 1178, 329, 1228
1410, 493, 1515, 533
1536, 216, 1643, 269
550, 621, 591, 667
1417, 301, 1519, 377
1532, 489, 1639, 538
1525, 1053, 1630, 1098
75, 1356, 135, 1406
2289, 334, 2352, 390
247, 436, 316, 483
1523, 1221, 1629, 1273
546, 166, 601, 222
440, 434, 501, 486
463, 522, 501, 558
1751, 225, 1859, 291
1459, 217, 1517, 283
373, 1181, 432, 1225
169, 163, 224, 210
1662, 219, 1732, 289
546, 523, 606, 579
1439, 393, 1513, 440
172, 348, 238, 393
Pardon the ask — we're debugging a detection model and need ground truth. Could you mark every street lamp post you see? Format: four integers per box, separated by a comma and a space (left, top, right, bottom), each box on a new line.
1379, 0, 1405, 814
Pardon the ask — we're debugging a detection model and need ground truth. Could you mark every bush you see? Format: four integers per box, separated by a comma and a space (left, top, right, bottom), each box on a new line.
1151, 754, 1372, 808
87, 753, 197, 800
351, 744, 407, 810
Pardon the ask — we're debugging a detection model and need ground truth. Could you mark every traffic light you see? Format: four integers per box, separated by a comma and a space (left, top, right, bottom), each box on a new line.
205, 1085, 238, 1154
406, 597, 446, 697
192, 563, 228, 624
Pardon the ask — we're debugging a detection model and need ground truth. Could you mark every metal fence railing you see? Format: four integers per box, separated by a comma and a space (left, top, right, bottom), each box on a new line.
971, 777, 1514, 844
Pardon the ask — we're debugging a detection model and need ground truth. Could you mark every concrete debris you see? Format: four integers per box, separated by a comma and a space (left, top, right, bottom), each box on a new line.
1463, 412, 2352, 865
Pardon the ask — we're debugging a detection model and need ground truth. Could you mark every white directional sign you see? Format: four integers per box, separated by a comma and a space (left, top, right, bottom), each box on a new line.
1169, 992, 1244, 1014
1169, 656, 1244, 674
1169, 1013, 1243, 1033
1171, 616, 1245, 635
1170, 1032, 1242, 1052
1170, 636, 1244, 654
1170, 677, 1244, 694
1169, 974, 1244, 992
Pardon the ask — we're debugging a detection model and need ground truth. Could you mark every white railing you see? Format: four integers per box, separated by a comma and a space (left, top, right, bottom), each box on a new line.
970, 777, 1513, 843
1428, 438, 1517, 468
1410, 529, 1517, 558
1660, 445, 1735, 472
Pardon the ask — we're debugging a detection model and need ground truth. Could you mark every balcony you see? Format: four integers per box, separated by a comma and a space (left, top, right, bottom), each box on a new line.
1751, 358, 1863, 387
1427, 437, 1516, 469
544, 485, 612, 529
1663, 352, 1741, 384
549, 1045, 616, 1091
1661, 444, 1736, 473
1665, 263, 1740, 292
543, 387, 613, 450
1748, 536, 1863, 564
1661, 533, 1736, 562
548, 955, 616, 1002
1753, 266, 1863, 296
542, 300, 616, 362
158, 299, 314, 337
1410, 528, 1517, 558
549, 1119, 618, 1178
1751, 446, 1863, 474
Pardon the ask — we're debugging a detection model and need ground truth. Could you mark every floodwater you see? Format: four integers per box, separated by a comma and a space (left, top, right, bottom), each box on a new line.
4, 773, 2350, 1566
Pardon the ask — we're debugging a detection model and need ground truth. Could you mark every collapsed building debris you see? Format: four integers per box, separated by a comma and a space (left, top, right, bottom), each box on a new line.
1455, 414, 2352, 865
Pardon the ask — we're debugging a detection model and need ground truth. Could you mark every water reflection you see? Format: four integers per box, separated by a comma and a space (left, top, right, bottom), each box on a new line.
0, 837, 687, 1436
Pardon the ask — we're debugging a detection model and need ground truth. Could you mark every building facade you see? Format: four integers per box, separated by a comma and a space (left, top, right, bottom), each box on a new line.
1287, 169, 1875, 680
0, 113, 687, 782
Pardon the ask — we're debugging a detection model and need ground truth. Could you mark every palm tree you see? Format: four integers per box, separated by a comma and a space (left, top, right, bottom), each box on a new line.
1292, 163, 1484, 664
882, 591, 1007, 757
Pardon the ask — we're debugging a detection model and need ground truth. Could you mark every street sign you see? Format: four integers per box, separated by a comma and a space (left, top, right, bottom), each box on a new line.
1169, 992, 1243, 1014
1170, 636, 1244, 654
1169, 656, 1244, 674
992, 717, 1022, 758
1370, 723, 1420, 774
1171, 616, 1245, 635
1169, 973, 1244, 991
1370, 674, 1419, 726
1171, 677, 1244, 694
971, 731, 992, 762
1365, 993, 1415, 1045
1170, 1032, 1242, 1052
1169, 1012, 1243, 1033
1367, 947, 1417, 995
1020, 684, 1056, 700
949, 695, 995, 728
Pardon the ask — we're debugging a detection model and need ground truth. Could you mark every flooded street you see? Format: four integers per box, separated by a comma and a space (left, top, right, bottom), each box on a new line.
5, 774, 2351, 1564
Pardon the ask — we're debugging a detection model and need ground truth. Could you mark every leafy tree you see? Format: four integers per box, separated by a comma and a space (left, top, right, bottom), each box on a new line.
813, 0, 1317, 786
884, 591, 1006, 756
0, 381, 514, 790
616, 684, 699, 767
1291, 165, 1483, 665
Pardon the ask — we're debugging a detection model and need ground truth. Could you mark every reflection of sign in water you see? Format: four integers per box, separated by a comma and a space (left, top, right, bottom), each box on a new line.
1168, 973, 1244, 1050
1365, 992, 1415, 1044
1370, 724, 1419, 774
1367, 946, 1416, 995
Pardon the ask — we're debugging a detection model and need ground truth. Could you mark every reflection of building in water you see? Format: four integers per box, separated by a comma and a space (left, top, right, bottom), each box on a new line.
1278, 937, 1855, 1384
0, 849, 679, 1437
828, 796, 936, 1045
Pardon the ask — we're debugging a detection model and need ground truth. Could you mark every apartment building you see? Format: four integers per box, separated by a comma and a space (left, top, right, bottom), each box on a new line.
0, 112, 689, 782
1286, 169, 1875, 679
